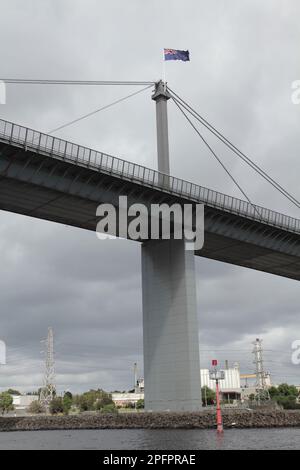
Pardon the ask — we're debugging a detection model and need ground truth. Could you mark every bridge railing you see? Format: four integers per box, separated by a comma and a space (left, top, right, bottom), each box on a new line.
0, 119, 299, 234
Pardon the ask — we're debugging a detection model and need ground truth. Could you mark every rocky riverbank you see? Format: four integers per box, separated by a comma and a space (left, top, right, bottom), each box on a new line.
0, 409, 300, 431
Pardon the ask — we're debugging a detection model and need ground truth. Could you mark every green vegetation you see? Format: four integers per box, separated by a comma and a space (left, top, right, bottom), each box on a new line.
248, 391, 270, 403
0, 392, 14, 415
49, 397, 64, 415
201, 386, 216, 406
27, 400, 46, 415
136, 399, 144, 409
123, 402, 135, 409
100, 403, 118, 414
62, 392, 73, 415
43, 388, 118, 415
269, 383, 300, 410
6, 389, 21, 396
73, 389, 117, 413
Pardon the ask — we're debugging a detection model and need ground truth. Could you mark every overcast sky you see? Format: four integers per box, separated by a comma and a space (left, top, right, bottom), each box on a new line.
0, 0, 299, 394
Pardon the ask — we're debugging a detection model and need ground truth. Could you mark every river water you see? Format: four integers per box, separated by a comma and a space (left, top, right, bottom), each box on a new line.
0, 428, 299, 450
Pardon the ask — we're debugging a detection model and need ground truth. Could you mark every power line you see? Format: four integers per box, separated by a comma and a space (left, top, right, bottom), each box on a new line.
168, 87, 300, 210
0, 79, 155, 86
172, 96, 263, 220
48, 84, 153, 134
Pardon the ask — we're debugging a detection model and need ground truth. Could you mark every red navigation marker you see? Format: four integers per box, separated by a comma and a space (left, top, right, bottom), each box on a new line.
210, 359, 223, 434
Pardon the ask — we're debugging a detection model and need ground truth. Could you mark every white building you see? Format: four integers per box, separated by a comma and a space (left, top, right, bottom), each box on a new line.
112, 392, 144, 407
201, 368, 241, 391
201, 368, 242, 402
12, 395, 37, 410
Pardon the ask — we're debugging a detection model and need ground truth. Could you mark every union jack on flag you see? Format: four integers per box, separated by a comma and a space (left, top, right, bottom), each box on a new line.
164, 49, 190, 62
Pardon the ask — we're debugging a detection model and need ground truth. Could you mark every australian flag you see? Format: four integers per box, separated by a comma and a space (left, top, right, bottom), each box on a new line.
164, 49, 190, 62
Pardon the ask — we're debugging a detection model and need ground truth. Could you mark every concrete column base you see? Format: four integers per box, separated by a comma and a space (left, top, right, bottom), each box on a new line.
141, 238, 202, 412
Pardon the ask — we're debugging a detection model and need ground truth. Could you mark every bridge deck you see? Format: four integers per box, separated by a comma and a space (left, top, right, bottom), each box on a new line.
0, 118, 299, 280
0, 119, 299, 234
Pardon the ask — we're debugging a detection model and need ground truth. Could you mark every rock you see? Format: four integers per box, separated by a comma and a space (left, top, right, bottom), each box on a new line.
0, 410, 299, 432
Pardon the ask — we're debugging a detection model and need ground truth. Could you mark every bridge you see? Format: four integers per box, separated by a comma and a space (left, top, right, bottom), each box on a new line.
0, 82, 299, 411
0, 118, 299, 279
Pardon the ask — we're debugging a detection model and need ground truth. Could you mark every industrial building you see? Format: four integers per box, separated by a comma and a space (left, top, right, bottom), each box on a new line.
112, 367, 249, 407
111, 391, 144, 408
12, 395, 37, 411
112, 378, 144, 407
201, 366, 242, 402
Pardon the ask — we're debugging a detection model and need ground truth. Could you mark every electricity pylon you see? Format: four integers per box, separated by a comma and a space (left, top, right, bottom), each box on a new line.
40, 327, 55, 408
252, 338, 270, 402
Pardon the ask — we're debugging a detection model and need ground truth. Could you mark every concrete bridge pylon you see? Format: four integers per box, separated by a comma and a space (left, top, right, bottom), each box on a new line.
141, 81, 202, 411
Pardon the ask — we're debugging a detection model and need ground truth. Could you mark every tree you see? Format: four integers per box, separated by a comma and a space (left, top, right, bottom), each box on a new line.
94, 393, 114, 411
268, 383, 300, 410
74, 391, 95, 411
6, 389, 21, 396
27, 400, 45, 415
277, 383, 299, 398
0, 392, 14, 415
49, 397, 64, 415
201, 386, 216, 406
100, 403, 117, 414
125, 401, 135, 409
136, 399, 144, 410
96, 395, 114, 409
268, 387, 278, 399
276, 396, 300, 410
74, 389, 114, 412
63, 393, 73, 415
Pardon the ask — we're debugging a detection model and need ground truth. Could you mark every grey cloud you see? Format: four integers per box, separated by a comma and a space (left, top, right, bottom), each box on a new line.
0, 0, 299, 393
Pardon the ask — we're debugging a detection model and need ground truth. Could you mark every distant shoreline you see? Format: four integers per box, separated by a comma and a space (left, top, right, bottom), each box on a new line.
1, 410, 300, 431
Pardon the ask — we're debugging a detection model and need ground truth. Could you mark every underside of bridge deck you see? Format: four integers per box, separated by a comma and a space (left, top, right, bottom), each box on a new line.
0, 143, 299, 280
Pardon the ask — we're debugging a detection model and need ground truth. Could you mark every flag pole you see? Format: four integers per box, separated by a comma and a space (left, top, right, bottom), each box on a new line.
162, 49, 166, 90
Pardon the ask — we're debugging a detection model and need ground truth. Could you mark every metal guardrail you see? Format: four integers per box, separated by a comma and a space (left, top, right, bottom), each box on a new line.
0, 118, 299, 234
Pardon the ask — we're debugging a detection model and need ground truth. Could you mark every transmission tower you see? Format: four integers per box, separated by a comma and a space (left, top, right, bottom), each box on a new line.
40, 327, 55, 408
252, 338, 270, 402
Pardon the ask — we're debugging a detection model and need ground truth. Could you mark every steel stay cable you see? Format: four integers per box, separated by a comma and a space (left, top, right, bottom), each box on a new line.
168, 87, 300, 210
